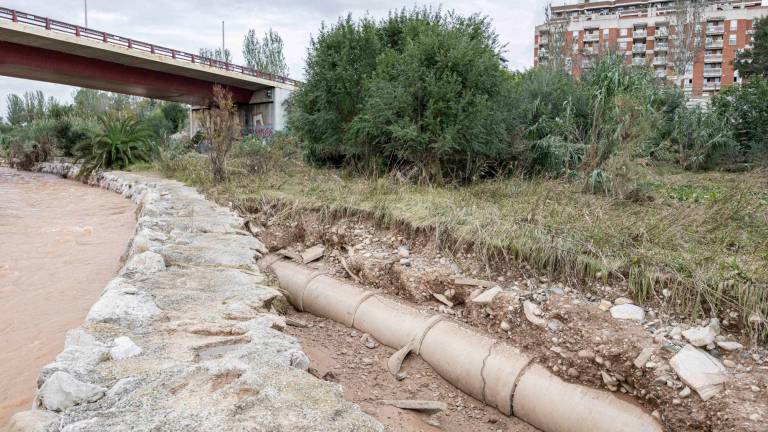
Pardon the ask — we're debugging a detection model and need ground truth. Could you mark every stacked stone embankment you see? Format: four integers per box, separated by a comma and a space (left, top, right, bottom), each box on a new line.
6, 161, 382, 432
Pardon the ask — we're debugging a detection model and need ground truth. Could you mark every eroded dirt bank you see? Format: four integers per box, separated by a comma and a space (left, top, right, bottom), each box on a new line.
0, 167, 136, 424
249, 203, 768, 432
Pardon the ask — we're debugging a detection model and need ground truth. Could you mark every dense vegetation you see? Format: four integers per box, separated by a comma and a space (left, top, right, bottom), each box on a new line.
290, 8, 767, 185
0, 89, 187, 174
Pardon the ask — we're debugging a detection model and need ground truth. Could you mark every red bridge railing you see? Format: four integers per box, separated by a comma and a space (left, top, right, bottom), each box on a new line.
0, 7, 301, 87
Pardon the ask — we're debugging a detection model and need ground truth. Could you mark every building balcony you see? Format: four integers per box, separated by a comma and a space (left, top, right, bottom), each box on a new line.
584, 33, 600, 42
703, 68, 722, 77
703, 82, 721, 91
655, 43, 669, 51
652, 57, 667, 65
632, 57, 647, 66
583, 47, 598, 56
633, 30, 647, 39
632, 44, 647, 53
655, 28, 669, 38
655, 70, 667, 78
706, 39, 724, 48
539, 37, 549, 45
706, 25, 724, 34
704, 54, 723, 63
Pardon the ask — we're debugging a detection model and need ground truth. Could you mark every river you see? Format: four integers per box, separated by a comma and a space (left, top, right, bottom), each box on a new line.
0, 167, 135, 424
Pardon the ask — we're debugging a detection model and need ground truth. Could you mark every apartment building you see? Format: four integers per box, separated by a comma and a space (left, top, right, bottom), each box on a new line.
534, 0, 768, 97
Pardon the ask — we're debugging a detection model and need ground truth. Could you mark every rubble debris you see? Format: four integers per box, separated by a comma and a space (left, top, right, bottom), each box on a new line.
432, 292, 454, 308
470, 286, 502, 305
381, 399, 448, 414
609, 304, 645, 321
633, 347, 655, 369
523, 301, 547, 327
669, 344, 728, 401
301, 245, 326, 264
454, 277, 494, 288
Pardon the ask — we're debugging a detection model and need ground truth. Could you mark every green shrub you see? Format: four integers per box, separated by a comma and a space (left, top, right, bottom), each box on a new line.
712, 77, 768, 162
290, 8, 514, 182
74, 114, 158, 177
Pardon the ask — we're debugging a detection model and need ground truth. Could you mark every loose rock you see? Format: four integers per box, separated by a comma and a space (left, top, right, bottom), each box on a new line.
609, 304, 645, 321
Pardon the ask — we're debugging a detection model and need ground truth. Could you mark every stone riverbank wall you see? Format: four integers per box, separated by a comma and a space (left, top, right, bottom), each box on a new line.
5, 161, 383, 432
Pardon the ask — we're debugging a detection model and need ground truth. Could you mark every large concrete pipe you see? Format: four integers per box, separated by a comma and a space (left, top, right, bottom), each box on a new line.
262, 257, 662, 432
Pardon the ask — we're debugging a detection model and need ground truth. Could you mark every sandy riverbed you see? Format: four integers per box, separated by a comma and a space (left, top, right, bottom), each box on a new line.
0, 167, 135, 424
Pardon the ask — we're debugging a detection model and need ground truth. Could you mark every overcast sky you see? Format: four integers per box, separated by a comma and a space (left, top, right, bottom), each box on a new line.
0, 0, 552, 116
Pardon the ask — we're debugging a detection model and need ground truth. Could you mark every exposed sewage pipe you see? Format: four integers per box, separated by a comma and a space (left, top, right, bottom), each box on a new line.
261, 256, 662, 432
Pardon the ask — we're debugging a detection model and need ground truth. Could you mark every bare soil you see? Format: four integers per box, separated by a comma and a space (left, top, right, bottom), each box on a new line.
253, 206, 768, 432
285, 311, 539, 432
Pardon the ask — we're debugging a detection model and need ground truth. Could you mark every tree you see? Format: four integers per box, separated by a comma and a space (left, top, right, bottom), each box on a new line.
242, 29, 289, 76
199, 85, 239, 181
6, 94, 25, 125
670, 0, 705, 88
735, 16, 768, 79
290, 8, 515, 182
198, 47, 232, 64
712, 77, 768, 158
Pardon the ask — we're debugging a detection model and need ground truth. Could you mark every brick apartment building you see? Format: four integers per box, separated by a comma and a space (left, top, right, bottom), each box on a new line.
534, 1, 768, 97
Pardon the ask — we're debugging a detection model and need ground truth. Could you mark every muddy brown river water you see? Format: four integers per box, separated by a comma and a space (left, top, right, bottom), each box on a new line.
0, 167, 135, 425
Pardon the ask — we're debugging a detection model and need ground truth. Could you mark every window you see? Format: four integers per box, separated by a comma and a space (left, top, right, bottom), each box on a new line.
573, 30, 579, 38
620, 41, 628, 49
729, 34, 737, 46
730, 20, 738, 31
623, 28, 630, 36
603, 29, 609, 36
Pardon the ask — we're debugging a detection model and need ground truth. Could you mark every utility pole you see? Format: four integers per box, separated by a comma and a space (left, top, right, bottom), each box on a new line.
221, 21, 225, 56
84, 0, 88, 27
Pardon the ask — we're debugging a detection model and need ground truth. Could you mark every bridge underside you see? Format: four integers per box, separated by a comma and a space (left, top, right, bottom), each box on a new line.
0, 41, 255, 105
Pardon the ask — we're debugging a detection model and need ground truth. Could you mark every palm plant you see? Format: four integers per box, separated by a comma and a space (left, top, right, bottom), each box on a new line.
74, 113, 156, 178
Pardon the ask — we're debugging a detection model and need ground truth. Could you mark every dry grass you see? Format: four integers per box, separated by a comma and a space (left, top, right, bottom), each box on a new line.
156, 153, 768, 340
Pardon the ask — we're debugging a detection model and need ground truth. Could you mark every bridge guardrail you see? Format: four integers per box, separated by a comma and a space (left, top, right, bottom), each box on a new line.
0, 7, 301, 87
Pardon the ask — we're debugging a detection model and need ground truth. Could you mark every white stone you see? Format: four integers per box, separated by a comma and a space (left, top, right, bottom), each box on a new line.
86, 280, 160, 328
610, 304, 645, 321
669, 345, 728, 401
682, 326, 717, 347
523, 301, 547, 327
110, 336, 143, 360
5, 409, 58, 432
471, 286, 502, 305
716, 340, 744, 351
597, 300, 613, 311
613, 297, 633, 305
120, 251, 166, 275
37, 371, 106, 412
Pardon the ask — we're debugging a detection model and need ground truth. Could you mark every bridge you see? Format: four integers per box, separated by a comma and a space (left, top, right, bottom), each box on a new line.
0, 7, 298, 132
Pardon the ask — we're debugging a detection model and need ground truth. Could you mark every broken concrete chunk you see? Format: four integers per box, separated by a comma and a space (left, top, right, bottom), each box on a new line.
633, 347, 655, 368
609, 304, 645, 321
454, 277, 494, 288
37, 371, 106, 412
682, 326, 717, 347
276, 249, 302, 262
432, 292, 454, 308
470, 286, 502, 305
669, 344, 728, 401
381, 399, 447, 414
301, 245, 325, 264
523, 301, 547, 327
